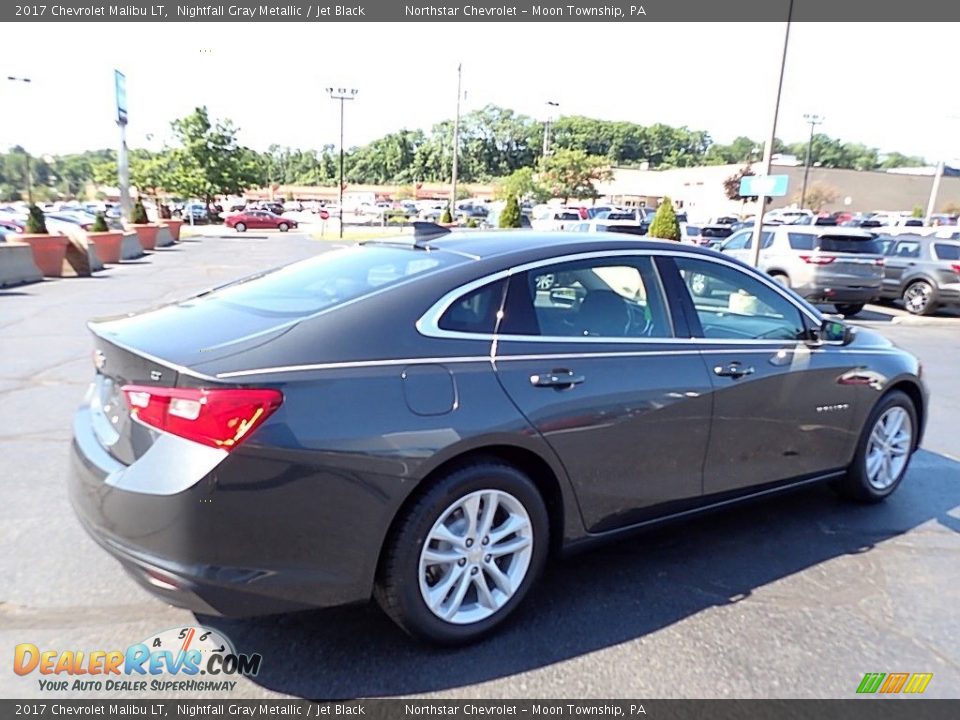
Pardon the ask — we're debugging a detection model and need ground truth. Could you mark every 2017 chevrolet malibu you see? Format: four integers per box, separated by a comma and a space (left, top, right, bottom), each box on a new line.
70, 231, 926, 644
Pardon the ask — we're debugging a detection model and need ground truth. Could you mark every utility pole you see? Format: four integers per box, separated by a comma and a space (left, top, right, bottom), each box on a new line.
750, 0, 794, 269
799, 113, 824, 210
450, 63, 462, 216
114, 70, 131, 223
925, 160, 944, 223
6, 76, 33, 204
543, 100, 560, 158
326, 87, 358, 240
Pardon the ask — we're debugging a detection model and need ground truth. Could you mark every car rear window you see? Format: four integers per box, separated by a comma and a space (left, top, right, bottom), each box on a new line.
557, 212, 581, 221
702, 227, 733, 238
200, 245, 466, 317
788, 232, 882, 254
934, 243, 960, 260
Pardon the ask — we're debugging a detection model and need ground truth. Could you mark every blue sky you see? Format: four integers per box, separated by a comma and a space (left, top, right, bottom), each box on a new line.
3, 22, 958, 163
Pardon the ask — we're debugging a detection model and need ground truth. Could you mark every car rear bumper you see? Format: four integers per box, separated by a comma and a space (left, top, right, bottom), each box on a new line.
796, 284, 880, 304
69, 405, 379, 617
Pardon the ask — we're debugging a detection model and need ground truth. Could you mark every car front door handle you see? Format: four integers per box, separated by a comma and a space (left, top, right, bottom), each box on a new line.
714, 363, 755, 379
530, 370, 585, 388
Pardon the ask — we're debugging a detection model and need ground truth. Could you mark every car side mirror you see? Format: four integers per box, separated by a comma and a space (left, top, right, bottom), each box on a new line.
812, 316, 854, 346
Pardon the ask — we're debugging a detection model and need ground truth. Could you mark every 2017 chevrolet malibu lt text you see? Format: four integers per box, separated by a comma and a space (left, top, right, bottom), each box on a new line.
70, 232, 926, 644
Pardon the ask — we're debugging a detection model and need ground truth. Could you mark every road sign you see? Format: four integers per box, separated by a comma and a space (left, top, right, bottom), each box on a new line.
115, 70, 127, 125
740, 174, 789, 198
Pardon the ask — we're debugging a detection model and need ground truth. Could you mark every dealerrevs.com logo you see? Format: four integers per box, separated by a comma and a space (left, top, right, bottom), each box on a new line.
14, 626, 262, 693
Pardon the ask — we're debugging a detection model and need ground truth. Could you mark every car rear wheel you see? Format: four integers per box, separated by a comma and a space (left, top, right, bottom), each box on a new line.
835, 303, 865, 317
234, 222, 247, 233
375, 462, 548, 644
278, 222, 289, 232
837, 390, 916, 503
769, 272, 791, 288
902, 280, 936, 315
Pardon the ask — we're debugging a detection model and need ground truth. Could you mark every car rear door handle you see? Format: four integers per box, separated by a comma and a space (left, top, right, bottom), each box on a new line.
530, 370, 585, 388
713, 363, 755, 379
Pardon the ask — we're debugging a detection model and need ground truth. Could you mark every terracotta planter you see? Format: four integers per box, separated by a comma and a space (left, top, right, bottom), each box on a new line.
86, 231, 124, 264
19, 234, 69, 277
160, 218, 185, 242
130, 224, 160, 251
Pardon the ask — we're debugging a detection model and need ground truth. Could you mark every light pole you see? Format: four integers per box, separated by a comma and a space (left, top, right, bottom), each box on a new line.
325, 87, 358, 240
749, 0, 794, 269
799, 113, 824, 210
450, 63, 462, 214
6, 75, 33, 204
543, 100, 560, 158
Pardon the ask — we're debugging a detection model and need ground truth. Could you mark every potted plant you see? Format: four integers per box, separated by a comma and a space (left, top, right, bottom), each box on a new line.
18, 204, 69, 277
86, 212, 123, 264
157, 202, 184, 242
129, 199, 159, 251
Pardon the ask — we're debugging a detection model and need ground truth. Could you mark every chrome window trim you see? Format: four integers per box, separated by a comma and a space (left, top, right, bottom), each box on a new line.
416, 248, 823, 345
215, 346, 899, 379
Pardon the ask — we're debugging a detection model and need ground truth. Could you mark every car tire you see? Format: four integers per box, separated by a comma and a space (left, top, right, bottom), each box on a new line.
234, 222, 247, 233
835, 303, 865, 317
769, 272, 791, 288
374, 461, 549, 645
902, 280, 936, 315
278, 223, 289, 232
837, 390, 917, 504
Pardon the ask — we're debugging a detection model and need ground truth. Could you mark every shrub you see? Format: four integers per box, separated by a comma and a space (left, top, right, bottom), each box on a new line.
466, 218, 479, 228
388, 216, 407, 225
159, 204, 172, 220
25, 204, 48, 234
91, 212, 109, 233
131, 199, 149, 224
498, 194, 522, 228
440, 206, 453, 224
911, 205, 924, 218
647, 197, 681, 241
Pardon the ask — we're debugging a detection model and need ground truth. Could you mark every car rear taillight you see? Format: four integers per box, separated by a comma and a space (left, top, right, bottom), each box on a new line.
951, 263, 960, 276
874, 258, 885, 266
121, 385, 282, 450
798, 254, 836, 265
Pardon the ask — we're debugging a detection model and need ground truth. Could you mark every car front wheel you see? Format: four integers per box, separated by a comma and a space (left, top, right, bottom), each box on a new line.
278, 222, 289, 232
375, 462, 548, 644
903, 280, 936, 315
838, 390, 916, 503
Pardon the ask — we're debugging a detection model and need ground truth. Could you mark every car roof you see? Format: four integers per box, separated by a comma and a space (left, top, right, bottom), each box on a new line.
367, 230, 715, 262
771, 225, 876, 238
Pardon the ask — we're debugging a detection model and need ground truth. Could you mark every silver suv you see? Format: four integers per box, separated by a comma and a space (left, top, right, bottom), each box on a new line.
876, 234, 960, 315
717, 226, 884, 316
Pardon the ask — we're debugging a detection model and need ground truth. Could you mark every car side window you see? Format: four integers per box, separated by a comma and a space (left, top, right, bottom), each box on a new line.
437, 280, 507, 334
743, 231, 775, 250
894, 241, 921, 258
500, 257, 672, 339
675, 257, 806, 341
934, 243, 960, 261
721, 230, 750, 250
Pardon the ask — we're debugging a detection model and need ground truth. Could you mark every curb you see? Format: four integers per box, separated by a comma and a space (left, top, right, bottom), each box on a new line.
890, 316, 960, 327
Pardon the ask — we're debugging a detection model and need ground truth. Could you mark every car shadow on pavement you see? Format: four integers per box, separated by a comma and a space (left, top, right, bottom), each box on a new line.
198, 448, 960, 699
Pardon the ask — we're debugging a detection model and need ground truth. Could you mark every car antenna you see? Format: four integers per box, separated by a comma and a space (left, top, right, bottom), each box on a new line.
413, 221, 452, 247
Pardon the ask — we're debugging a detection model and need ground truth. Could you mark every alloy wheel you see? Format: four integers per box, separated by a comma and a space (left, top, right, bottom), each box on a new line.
903, 282, 932, 314
418, 489, 534, 625
864, 406, 912, 490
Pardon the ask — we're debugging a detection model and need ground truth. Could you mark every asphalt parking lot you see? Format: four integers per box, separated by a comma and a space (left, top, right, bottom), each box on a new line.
1, 234, 958, 699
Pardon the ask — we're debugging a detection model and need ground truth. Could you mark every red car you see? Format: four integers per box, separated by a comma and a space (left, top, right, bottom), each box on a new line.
224, 210, 297, 233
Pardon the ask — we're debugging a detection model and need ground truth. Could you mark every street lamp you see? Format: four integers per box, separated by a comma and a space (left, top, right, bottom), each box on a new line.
799, 113, 825, 210
325, 87, 358, 240
6, 75, 33, 204
543, 100, 560, 157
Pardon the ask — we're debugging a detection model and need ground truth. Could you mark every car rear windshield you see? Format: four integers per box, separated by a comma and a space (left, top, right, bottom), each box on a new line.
702, 227, 733, 238
934, 243, 960, 260
788, 232, 882, 254
199, 245, 466, 317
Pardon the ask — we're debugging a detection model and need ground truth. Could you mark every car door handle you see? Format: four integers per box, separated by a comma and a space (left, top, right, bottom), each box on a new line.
530, 370, 585, 388
713, 363, 755, 379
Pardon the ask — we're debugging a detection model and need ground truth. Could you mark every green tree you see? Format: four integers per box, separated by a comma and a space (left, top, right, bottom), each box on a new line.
166, 107, 259, 205
499, 194, 522, 228
91, 212, 109, 232
647, 197, 681, 241
439, 206, 453, 224
25, 204, 47, 234
131, 199, 149, 224
494, 167, 549, 203
539, 149, 611, 202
